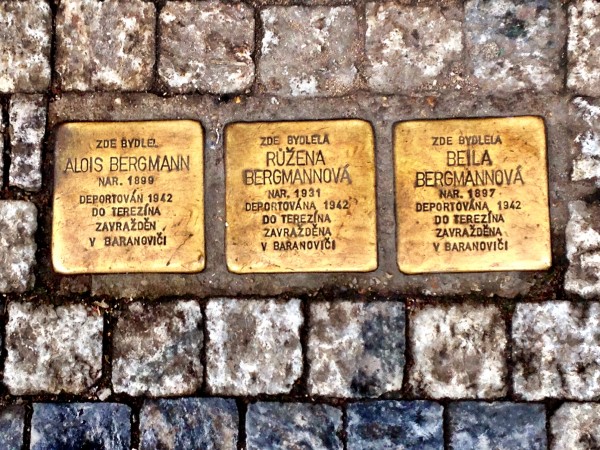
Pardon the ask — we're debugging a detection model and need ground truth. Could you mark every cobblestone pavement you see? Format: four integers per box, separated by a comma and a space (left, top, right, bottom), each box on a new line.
0, 0, 599, 448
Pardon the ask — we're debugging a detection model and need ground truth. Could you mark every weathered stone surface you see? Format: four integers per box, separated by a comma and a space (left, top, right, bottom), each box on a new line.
513, 301, 600, 400
347, 401, 443, 450
0, 1, 51, 93
551, 403, 600, 449
56, 0, 155, 91
465, 0, 566, 93
308, 301, 404, 397
409, 303, 507, 399
140, 398, 238, 450
568, 0, 600, 96
31, 403, 130, 450
9, 95, 45, 191
259, 7, 359, 96
206, 298, 302, 395
0, 201, 37, 293
570, 97, 600, 188
246, 402, 342, 450
4, 302, 102, 395
0, 406, 25, 450
448, 402, 546, 450
159, 1, 254, 94
365, 2, 462, 93
112, 300, 202, 397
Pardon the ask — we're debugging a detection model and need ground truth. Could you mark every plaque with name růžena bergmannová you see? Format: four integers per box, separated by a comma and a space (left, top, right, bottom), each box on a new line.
395, 116, 551, 274
225, 120, 377, 273
52, 121, 205, 274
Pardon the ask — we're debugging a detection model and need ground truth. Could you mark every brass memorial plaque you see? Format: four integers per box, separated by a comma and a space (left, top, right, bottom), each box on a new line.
395, 116, 551, 273
52, 121, 205, 274
225, 120, 377, 273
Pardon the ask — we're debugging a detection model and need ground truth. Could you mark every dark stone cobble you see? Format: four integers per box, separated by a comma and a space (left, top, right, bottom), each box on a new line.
0, 406, 25, 450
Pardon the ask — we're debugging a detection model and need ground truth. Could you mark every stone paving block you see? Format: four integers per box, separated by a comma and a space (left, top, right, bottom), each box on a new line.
9, 95, 45, 191
568, 0, 600, 96
551, 403, 600, 449
56, 0, 155, 91
570, 97, 600, 189
4, 302, 103, 395
112, 300, 203, 397
31, 403, 130, 450
365, 2, 462, 93
259, 6, 359, 97
0, 406, 25, 450
513, 301, 600, 400
159, 1, 254, 94
0, 1, 51, 93
206, 298, 303, 396
465, 0, 566, 93
347, 401, 443, 450
308, 301, 405, 397
448, 402, 546, 450
246, 402, 342, 450
0, 201, 37, 293
140, 398, 238, 450
409, 304, 507, 399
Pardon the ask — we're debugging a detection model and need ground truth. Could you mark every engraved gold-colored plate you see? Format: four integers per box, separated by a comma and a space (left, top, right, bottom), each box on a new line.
52, 121, 205, 274
395, 116, 551, 274
225, 120, 377, 273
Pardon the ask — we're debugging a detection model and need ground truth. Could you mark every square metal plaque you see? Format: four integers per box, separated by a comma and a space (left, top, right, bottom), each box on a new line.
52, 121, 205, 274
395, 116, 551, 274
225, 120, 377, 273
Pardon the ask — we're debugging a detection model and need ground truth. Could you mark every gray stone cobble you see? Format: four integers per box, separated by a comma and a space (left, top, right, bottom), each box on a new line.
308, 301, 405, 397
259, 6, 359, 97
206, 298, 303, 396
569, 97, 600, 188
513, 301, 600, 400
112, 300, 203, 397
0, 201, 37, 293
4, 302, 103, 395
409, 304, 507, 399
568, 0, 600, 96
365, 2, 463, 93
0, 1, 51, 93
9, 94, 45, 191
30, 403, 130, 450
551, 403, 600, 449
56, 0, 155, 91
347, 401, 443, 450
465, 0, 566, 93
159, 1, 254, 94
0, 406, 25, 450
246, 402, 343, 450
140, 398, 238, 450
448, 402, 547, 450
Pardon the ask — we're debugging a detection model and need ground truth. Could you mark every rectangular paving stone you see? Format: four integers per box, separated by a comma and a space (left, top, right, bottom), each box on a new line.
409, 303, 507, 399
568, 0, 600, 96
0, 406, 25, 450
140, 398, 238, 450
56, 0, 155, 91
551, 403, 600, 449
206, 298, 303, 395
259, 6, 359, 96
4, 302, 103, 395
0, 1, 51, 93
365, 2, 462, 93
112, 300, 203, 397
308, 301, 404, 397
31, 403, 130, 450
159, 1, 254, 94
247, 402, 342, 450
347, 401, 443, 450
0, 201, 37, 293
448, 402, 546, 450
9, 94, 45, 191
513, 301, 600, 400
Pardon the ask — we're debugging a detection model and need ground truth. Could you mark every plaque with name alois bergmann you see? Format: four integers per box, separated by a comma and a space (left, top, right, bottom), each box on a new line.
52, 121, 205, 274
225, 120, 377, 273
395, 116, 551, 274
